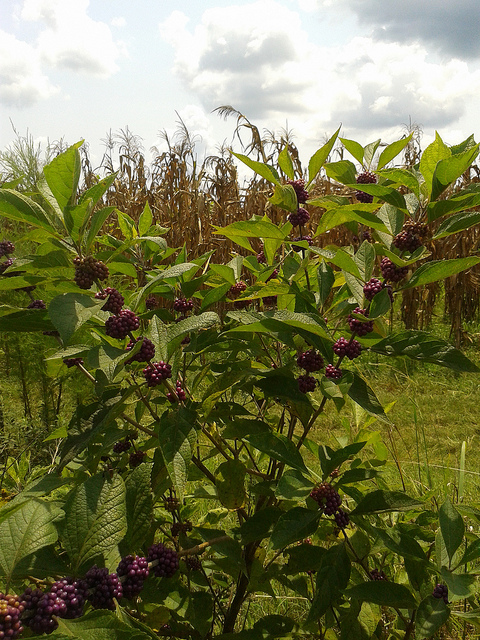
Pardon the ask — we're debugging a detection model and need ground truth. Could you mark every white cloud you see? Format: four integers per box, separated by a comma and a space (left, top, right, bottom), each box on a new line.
0, 30, 59, 107
111, 16, 127, 28
160, 2, 480, 151
22, 0, 126, 76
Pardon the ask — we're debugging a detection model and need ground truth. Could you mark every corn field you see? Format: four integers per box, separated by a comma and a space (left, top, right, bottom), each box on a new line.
1, 108, 480, 347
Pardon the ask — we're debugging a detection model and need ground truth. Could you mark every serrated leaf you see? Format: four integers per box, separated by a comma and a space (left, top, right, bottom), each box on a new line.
371, 330, 480, 372
231, 151, 280, 185
270, 507, 320, 549
415, 596, 450, 639
49, 293, 104, 343
431, 145, 479, 201
0, 499, 61, 583
56, 609, 152, 640
377, 134, 413, 170
439, 498, 465, 565
340, 138, 365, 165
278, 146, 294, 179
324, 160, 357, 185
43, 141, 83, 211
157, 408, 197, 501
0, 188, 57, 235
351, 490, 423, 514
268, 184, 297, 212
345, 581, 416, 609
215, 459, 246, 510
138, 202, 153, 236
420, 132, 451, 200
62, 474, 127, 572
312, 205, 389, 235
433, 210, 480, 239
404, 257, 480, 289
307, 126, 341, 186
121, 465, 154, 554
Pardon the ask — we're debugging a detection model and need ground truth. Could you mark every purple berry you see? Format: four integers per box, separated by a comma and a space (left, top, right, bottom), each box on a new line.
143, 361, 172, 387
113, 439, 132, 454
325, 364, 343, 380
380, 257, 408, 283
432, 583, 449, 604
85, 565, 123, 610
129, 450, 146, 468
297, 349, 324, 372
173, 297, 194, 313
363, 277, 383, 301
370, 569, 387, 581
333, 337, 361, 360
355, 171, 377, 203
147, 543, 179, 578
0, 241, 15, 257
298, 374, 316, 393
105, 309, 140, 339
286, 178, 309, 204
0, 257, 14, 274
63, 357, 84, 368
310, 482, 342, 515
27, 299, 46, 309
95, 287, 124, 314
334, 509, 350, 528
0, 593, 24, 639
126, 337, 155, 363
291, 235, 313, 251
116, 555, 149, 599
288, 207, 310, 227
347, 307, 374, 336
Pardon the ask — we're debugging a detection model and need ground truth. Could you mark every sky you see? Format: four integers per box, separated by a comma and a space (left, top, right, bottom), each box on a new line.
2, 0, 480, 172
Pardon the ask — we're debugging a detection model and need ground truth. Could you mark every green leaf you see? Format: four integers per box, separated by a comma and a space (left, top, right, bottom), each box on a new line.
458, 536, 480, 566
237, 507, 282, 545
351, 490, 423, 514
0, 309, 55, 333
317, 261, 335, 307
270, 507, 320, 549
307, 544, 351, 621
354, 240, 376, 281
368, 287, 391, 319
210, 264, 236, 285
377, 168, 421, 198
440, 566, 476, 600
215, 459, 247, 510
415, 596, 450, 640
121, 465, 154, 554
268, 184, 298, 212
405, 257, 480, 290
427, 189, 480, 222
278, 146, 294, 179
157, 408, 197, 501
231, 151, 280, 185
419, 132, 451, 200
200, 283, 232, 311
275, 469, 314, 500
255, 374, 311, 405
431, 144, 479, 201
377, 134, 413, 170
0, 499, 61, 583
0, 189, 57, 235
79, 173, 117, 207
324, 160, 357, 185
312, 205, 389, 235
186, 592, 214, 637
371, 330, 480, 372
433, 210, 480, 239
62, 474, 127, 572
55, 609, 152, 640
85, 206, 116, 250
345, 581, 416, 609
307, 126, 341, 186
138, 202, 153, 236
439, 498, 465, 565
244, 431, 308, 472
318, 442, 367, 477
347, 373, 388, 420
363, 139, 381, 169
64, 200, 92, 243
340, 138, 364, 165
345, 183, 406, 209
43, 141, 83, 211
49, 293, 104, 343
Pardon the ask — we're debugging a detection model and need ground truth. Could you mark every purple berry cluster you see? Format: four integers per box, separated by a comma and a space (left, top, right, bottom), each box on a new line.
27, 299, 46, 309
27, 578, 87, 634
126, 337, 155, 363
334, 509, 350, 528
73, 255, 109, 290
325, 364, 343, 380
332, 337, 361, 360
143, 361, 172, 387
0, 241, 15, 257
63, 357, 84, 368
0, 593, 24, 639
173, 297, 194, 313
167, 380, 187, 403
310, 482, 342, 515
298, 374, 316, 394
355, 171, 377, 203
262, 295, 277, 306
433, 583, 449, 604
95, 287, 124, 314
145, 295, 159, 310
147, 543, 179, 578
113, 439, 132, 454
105, 309, 140, 339
392, 228, 422, 253
171, 520, 193, 537
0, 257, 14, 274
116, 555, 150, 599
129, 450, 146, 468
287, 178, 309, 204
347, 307, 374, 336
256, 250, 266, 264
363, 277, 383, 301
288, 207, 310, 227
85, 566, 123, 610
164, 496, 180, 512
184, 555, 202, 571
297, 349, 324, 372
228, 281, 247, 298
380, 257, 408, 283
291, 235, 313, 252
370, 569, 387, 581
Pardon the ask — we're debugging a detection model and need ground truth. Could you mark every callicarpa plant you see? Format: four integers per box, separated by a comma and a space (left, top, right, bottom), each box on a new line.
0, 128, 480, 640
